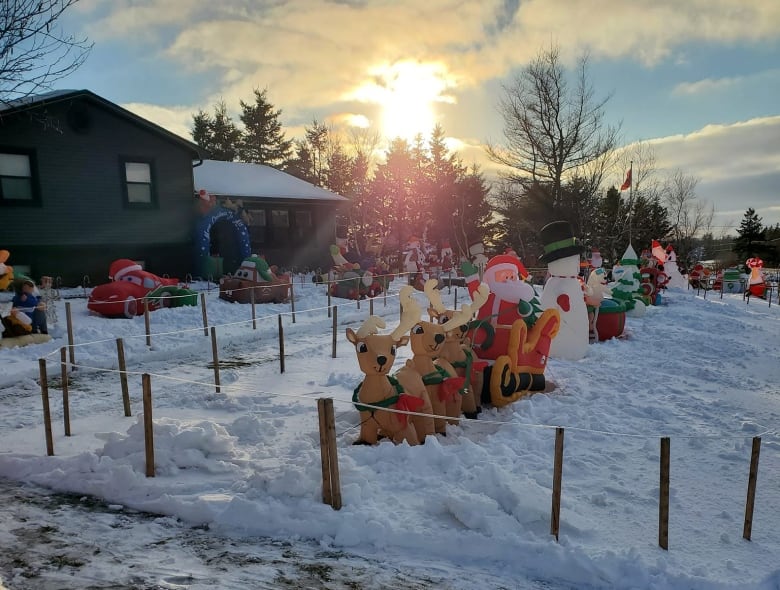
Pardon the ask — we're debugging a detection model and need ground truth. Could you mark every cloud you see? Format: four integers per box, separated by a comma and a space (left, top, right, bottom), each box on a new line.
645, 116, 780, 228
75, 0, 780, 118
121, 102, 195, 142
672, 69, 780, 96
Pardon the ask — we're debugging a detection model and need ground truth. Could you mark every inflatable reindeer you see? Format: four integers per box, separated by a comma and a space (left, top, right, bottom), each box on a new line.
347, 290, 424, 445
425, 280, 490, 418
394, 359, 436, 444
406, 280, 471, 434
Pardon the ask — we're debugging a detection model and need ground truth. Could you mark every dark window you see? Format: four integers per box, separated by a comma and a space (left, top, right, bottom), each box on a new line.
271, 209, 289, 228
0, 150, 39, 206
120, 157, 156, 207
294, 209, 312, 239
247, 208, 267, 245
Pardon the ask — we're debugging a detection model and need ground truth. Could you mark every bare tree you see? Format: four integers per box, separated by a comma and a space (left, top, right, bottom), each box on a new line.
487, 44, 620, 207
662, 169, 713, 266
1, 0, 92, 104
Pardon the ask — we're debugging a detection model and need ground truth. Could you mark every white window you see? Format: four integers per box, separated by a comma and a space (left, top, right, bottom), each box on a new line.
122, 159, 155, 206
0, 152, 34, 202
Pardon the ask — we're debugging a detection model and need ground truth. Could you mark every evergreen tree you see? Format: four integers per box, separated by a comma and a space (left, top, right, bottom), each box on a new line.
190, 101, 241, 161
284, 139, 317, 184
238, 88, 293, 167
191, 110, 214, 154
733, 208, 768, 263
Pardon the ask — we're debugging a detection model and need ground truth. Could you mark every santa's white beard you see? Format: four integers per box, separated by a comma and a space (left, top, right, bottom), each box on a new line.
489, 279, 534, 303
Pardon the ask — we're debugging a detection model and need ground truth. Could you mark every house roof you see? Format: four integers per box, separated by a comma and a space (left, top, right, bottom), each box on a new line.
194, 159, 348, 202
0, 89, 202, 157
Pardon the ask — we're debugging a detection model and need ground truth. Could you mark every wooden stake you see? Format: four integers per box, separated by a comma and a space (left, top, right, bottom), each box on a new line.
369, 296, 374, 316
331, 305, 338, 359
454, 287, 458, 310
383, 284, 387, 307
550, 427, 564, 541
317, 398, 342, 509
65, 301, 75, 366
325, 398, 342, 510
210, 326, 221, 393
290, 279, 296, 323
142, 373, 155, 477
144, 299, 151, 347
38, 359, 54, 456
356, 294, 360, 310
659, 437, 670, 550
317, 398, 333, 507
743, 436, 761, 541
278, 314, 285, 373
250, 288, 257, 329
117, 338, 131, 417
60, 347, 71, 436
200, 292, 208, 336
327, 281, 332, 318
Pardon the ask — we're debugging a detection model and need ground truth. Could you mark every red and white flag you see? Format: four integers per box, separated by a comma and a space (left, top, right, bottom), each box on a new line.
620, 169, 632, 191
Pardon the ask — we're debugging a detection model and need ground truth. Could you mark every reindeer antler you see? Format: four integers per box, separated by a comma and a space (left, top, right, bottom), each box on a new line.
440, 283, 490, 333
390, 286, 422, 339
356, 315, 387, 338
424, 279, 446, 313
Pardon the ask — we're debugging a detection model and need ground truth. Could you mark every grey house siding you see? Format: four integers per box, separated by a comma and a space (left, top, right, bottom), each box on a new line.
0, 96, 197, 284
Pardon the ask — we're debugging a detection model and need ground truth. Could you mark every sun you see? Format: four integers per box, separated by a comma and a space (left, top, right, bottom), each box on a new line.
348, 60, 456, 142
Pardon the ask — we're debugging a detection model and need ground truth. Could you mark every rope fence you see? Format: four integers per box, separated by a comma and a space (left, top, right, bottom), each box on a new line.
20, 271, 780, 548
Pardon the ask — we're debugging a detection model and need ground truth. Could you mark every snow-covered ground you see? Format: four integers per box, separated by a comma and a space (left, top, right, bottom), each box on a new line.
1, 278, 779, 589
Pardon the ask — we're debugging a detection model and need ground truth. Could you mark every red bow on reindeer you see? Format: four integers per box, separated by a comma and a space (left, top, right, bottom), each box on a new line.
395, 394, 425, 427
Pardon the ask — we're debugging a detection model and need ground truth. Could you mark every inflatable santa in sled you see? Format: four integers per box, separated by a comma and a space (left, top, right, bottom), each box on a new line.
463, 253, 560, 407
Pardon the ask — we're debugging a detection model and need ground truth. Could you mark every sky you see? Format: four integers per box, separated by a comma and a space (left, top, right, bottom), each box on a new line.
1, 275, 780, 588
56, 0, 780, 231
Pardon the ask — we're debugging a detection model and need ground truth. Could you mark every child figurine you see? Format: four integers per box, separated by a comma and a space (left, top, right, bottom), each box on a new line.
40, 276, 58, 325
12, 279, 48, 334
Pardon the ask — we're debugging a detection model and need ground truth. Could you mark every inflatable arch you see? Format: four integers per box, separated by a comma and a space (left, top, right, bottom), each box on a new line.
194, 207, 251, 279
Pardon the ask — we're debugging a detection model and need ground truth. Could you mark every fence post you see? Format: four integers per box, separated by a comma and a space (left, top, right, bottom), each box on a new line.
290, 280, 296, 323
250, 288, 257, 329
331, 306, 338, 359
454, 287, 458, 310
38, 359, 54, 456
369, 297, 374, 316
327, 281, 332, 318
550, 427, 564, 541
659, 437, 670, 550
743, 436, 761, 541
142, 373, 155, 477
60, 347, 71, 436
210, 326, 221, 394
278, 314, 285, 373
144, 300, 151, 347
65, 301, 75, 367
200, 292, 208, 336
116, 338, 131, 417
317, 398, 342, 510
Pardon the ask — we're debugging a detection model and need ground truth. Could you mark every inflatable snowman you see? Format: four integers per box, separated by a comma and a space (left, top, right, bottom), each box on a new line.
663, 246, 686, 289
540, 221, 589, 361
610, 245, 647, 317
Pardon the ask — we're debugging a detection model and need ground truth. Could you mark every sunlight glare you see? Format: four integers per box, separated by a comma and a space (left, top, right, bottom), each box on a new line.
348, 60, 456, 141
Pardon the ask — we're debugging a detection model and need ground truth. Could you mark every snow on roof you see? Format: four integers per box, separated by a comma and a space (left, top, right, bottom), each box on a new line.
194, 159, 348, 202
0, 89, 79, 112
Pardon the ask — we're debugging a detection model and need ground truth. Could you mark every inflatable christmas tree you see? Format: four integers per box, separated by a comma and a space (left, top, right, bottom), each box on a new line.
609, 245, 646, 317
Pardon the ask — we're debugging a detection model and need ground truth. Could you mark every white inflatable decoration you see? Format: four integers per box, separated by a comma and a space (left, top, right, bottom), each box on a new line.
539, 221, 589, 361
664, 246, 686, 289
610, 244, 647, 317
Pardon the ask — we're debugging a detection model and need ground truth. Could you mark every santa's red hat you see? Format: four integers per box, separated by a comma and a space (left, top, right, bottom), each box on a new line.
483, 254, 528, 285
109, 259, 143, 281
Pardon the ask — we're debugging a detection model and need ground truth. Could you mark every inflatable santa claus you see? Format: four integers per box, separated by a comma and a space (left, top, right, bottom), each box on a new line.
464, 253, 561, 403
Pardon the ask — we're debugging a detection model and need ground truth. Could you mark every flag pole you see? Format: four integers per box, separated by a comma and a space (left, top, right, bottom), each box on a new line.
628, 160, 634, 245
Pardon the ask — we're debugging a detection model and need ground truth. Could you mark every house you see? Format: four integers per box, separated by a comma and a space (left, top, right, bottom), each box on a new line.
0, 89, 202, 285
193, 159, 347, 274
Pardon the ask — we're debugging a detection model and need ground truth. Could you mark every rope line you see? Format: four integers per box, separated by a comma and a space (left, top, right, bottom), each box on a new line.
51, 359, 778, 441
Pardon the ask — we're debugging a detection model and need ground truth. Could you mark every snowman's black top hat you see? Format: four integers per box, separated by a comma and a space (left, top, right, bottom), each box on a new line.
538, 220, 584, 264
